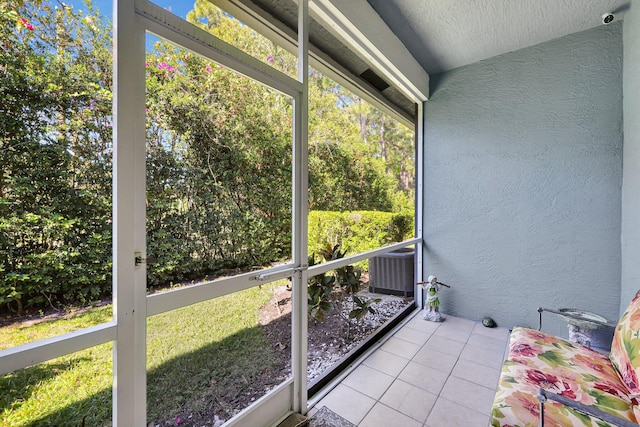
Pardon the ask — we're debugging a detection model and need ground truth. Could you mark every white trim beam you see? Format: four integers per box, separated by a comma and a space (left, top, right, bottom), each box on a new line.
224, 379, 294, 427
114, 1, 147, 424
310, 0, 429, 103
146, 265, 296, 317
307, 238, 419, 278
138, 0, 301, 98
292, 0, 310, 414
415, 103, 425, 305
310, 42, 415, 127
0, 323, 116, 376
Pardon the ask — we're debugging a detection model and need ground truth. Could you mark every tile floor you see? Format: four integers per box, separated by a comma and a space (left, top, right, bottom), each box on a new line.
309, 310, 510, 427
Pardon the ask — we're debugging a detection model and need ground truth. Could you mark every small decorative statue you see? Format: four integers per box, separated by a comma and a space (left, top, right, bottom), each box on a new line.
418, 275, 450, 322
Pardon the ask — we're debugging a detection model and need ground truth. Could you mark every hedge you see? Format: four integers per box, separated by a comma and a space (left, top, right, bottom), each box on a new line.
308, 211, 414, 260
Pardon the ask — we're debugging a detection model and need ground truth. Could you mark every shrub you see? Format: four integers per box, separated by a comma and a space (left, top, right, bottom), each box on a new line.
307, 243, 380, 335
307, 211, 414, 259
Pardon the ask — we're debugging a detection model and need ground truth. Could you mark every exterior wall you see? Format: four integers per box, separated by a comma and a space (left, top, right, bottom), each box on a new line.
621, 0, 640, 313
422, 24, 623, 336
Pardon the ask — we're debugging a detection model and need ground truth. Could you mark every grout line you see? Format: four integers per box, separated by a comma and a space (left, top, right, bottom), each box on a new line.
329, 315, 506, 426
421, 319, 488, 426
356, 316, 443, 425
336, 383, 373, 426
308, 307, 422, 410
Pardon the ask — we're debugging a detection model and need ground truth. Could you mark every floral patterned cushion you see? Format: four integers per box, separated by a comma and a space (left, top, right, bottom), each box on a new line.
610, 290, 640, 397
490, 327, 638, 427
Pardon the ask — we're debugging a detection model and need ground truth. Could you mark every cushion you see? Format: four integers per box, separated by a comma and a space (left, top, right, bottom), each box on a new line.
491, 327, 638, 427
610, 290, 640, 397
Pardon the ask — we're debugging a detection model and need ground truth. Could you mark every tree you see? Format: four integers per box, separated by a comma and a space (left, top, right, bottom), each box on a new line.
186, 1, 408, 213
0, 0, 113, 314
143, 40, 295, 285
0, 0, 414, 315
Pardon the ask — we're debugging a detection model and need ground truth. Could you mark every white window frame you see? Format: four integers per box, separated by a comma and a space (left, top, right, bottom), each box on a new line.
0, 0, 424, 425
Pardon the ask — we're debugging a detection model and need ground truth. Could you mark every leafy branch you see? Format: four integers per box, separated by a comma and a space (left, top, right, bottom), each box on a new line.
307, 243, 381, 337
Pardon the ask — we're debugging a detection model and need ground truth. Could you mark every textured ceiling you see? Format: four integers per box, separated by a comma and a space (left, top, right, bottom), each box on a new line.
367, 0, 630, 74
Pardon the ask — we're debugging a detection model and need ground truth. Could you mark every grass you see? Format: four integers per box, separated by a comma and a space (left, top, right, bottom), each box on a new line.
0, 283, 283, 426
0, 305, 113, 427
0, 305, 113, 350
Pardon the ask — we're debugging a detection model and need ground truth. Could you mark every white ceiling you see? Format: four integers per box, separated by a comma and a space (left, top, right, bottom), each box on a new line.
366, 0, 630, 74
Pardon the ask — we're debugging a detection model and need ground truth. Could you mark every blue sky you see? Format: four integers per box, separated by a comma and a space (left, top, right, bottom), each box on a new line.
66, 0, 197, 49
70, 0, 196, 21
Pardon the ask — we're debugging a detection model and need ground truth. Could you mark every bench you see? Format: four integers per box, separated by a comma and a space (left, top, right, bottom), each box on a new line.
490, 291, 640, 426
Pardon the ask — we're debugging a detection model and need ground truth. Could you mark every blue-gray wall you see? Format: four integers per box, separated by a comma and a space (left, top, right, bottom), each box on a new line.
621, 1, 640, 314
422, 24, 623, 335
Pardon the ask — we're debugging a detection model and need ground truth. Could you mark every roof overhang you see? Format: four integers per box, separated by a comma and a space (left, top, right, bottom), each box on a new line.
210, 0, 430, 127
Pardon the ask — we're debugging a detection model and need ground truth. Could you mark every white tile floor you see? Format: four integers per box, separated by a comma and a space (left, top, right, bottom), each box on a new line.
310, 310, 510, 427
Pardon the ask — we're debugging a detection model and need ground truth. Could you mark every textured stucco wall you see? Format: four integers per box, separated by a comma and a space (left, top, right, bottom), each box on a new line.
621, 0, 640, 313
422, 24, 623, 336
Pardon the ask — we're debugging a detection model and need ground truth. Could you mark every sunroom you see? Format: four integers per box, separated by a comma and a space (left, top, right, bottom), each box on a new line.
1, 0, 638, 425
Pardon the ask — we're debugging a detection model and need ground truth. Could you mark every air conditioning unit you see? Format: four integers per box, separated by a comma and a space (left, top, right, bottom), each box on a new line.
369, 248, 415, 297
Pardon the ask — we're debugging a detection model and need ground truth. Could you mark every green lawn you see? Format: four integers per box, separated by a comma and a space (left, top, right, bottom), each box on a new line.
0, 284, 282, 426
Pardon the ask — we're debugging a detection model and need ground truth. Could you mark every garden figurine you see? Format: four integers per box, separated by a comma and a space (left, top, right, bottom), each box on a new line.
418, 275, 450, 322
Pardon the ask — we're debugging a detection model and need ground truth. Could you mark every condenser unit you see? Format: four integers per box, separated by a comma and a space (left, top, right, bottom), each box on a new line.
369, 248, 415, 297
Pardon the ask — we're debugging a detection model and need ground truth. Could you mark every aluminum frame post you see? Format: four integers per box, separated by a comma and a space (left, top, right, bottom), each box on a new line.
292, 0, 309, 415
113, 0, 147, 424
415, 103, 425, 307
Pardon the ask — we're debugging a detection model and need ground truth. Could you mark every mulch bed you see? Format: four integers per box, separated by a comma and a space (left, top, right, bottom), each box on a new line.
1, 283, 410, 427
177, 284, 411, 426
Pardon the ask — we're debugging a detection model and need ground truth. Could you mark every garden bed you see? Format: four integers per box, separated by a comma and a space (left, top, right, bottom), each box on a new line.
259, 285, 412, 382
0, 282, 412, 427
179, 284, 412, 426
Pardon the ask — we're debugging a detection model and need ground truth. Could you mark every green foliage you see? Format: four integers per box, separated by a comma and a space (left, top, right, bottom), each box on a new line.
144, 43, 294, 287
308, 211, 414, 259
349, 295, 382, 321
0, 285, 280, 426
0, 0, 414, 316
307, 83, 395, 212
306, 253, 334, 322
391, 190, 415, 214
1, 0, 112, 314
307, 243, 379, 327
187, 0, 297, 79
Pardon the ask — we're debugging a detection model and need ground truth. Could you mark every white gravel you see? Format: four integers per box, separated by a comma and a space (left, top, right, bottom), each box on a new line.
307, 296, 411, 381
